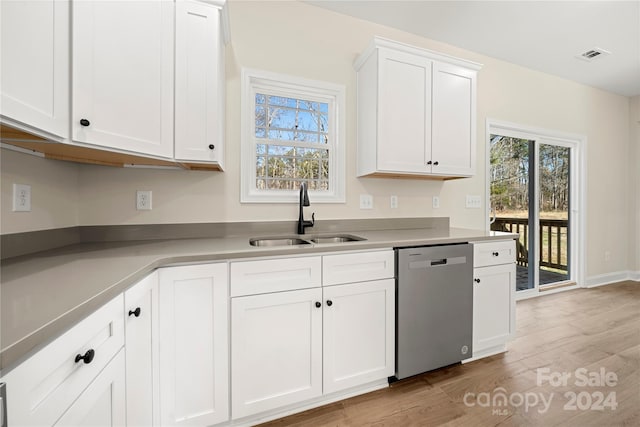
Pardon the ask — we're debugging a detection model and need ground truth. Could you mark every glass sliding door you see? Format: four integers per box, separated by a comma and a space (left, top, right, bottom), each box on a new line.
490, 135, 535, 291
490, 134, 573, 293
538, 143, 571, 286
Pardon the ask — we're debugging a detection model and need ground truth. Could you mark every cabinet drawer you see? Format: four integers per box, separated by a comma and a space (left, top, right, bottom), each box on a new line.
473, 240, 516, 267
322, 250, 394, 286
3, 295, 124, 427
230, 256, 321, 297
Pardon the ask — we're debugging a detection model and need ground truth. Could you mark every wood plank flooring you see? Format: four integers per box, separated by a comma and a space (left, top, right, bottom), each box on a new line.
260, 281, 640, 426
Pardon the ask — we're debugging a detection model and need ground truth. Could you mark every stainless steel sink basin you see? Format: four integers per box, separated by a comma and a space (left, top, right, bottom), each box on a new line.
249, 237, 311, 247
309, 234, 366, 244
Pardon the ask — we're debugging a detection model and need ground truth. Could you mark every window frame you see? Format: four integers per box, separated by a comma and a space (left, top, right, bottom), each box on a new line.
241, 68, 346, 203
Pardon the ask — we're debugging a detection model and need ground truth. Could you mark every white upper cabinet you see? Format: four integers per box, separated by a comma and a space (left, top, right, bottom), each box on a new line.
174, 0, 227, 168
355, 37, 481, 179
0, 0, 69, 140
431, 61, 476, 176
72, 0, 174, 158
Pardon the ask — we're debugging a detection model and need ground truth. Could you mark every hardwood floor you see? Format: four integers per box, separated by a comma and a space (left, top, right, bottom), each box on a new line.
260, 281, 640, 426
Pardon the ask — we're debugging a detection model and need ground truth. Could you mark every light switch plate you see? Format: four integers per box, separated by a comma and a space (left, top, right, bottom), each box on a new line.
13, 183, 31, 212
432, 196, 440, 209
465, 195, 482, 209
359, 194, 373, 209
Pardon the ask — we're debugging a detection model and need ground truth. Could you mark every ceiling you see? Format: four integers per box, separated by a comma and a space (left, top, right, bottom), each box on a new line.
305, 1, 640, 97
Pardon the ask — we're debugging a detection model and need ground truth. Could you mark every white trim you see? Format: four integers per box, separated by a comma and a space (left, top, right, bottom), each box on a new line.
485, 119, 587, 292
240, 68, 346, 204
585, 271, 640, 288
354, 36, 483, 71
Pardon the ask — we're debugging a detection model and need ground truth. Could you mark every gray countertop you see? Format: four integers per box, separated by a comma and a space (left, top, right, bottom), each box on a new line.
0, 226, 515, 374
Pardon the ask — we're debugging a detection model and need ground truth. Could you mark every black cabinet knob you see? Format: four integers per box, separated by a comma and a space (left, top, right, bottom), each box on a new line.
426, 160, 432, 165
315, 301, 321, 308
433, 161, 439, 166
75, 349, 95, 364
208, 144, 215, 150
128, 307, 141, 317
326, 300, 333, 307
80, 119, 90, 127
474, 278, 481, 283
492, 252, 499, 257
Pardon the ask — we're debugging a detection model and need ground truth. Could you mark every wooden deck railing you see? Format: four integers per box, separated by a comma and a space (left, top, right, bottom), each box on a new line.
491, 217, 568, 272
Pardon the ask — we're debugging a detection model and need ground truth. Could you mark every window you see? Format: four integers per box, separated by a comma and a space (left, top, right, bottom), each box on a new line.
241, 69, 345, 203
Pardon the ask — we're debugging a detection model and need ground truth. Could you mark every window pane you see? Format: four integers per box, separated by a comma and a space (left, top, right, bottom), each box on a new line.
268, 95, 297, 108
268, 130, 295, 141
256, 94, 266, 104
268, 106, 296, 130
255, 105, 266, 128
296, 110, 319, 132
296, 132, 319, 143
255, 128, 266, 138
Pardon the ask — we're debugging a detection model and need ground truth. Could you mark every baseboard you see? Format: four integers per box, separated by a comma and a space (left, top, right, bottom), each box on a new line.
585, 271, 640, 288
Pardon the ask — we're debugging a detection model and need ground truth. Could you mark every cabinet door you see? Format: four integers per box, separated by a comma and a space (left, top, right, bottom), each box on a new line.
431, 61, 476, 176
323, 279, 395, 394
125, 272, 160, 427
2, 296, 124, 427
55, 350, 126, 427
72, 0, 173, 157
158, 263, 229, 427
174, 0, 224, 166
231, 288, 323, 419
0, 0, 69, 139
377, 48, 432, 173
473, 263, 516, 355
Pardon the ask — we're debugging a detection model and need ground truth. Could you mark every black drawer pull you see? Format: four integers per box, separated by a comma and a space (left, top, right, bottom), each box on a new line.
208, 144, 215, 150
433, 161, 439, 166
492, 252, 499, 257
326, 300, 333, 307
75, 349, 95, 365
129, 307, 141, 317
80, 118, 91, 127
315, 301, 321, 308
474, 278, 481, 283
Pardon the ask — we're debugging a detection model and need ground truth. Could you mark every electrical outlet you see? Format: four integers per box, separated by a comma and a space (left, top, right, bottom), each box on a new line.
390, 195, 398, 209
359, 194, 373, 209
13, 183, 31, 212
432, 196, 440, 209
136, 190, 152, 210
465, 195, 482, 209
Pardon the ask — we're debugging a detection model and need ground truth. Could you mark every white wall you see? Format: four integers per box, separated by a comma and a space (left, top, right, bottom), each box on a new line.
0, 1, 635, 282
0, 149, 80, 233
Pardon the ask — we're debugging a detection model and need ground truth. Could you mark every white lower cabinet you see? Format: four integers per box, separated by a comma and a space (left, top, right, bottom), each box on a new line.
124, 272, 160, 427
158, 263, 229, 427
55, 349, 126, 427
472, 240, 516, 359
323, 279, 395, 394
230, 250, 395, 421
1, 296, 125, 427
231, 288, 323, 419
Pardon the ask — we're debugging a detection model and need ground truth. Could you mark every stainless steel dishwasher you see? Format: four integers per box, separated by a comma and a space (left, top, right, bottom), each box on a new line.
395, 243, 473, 380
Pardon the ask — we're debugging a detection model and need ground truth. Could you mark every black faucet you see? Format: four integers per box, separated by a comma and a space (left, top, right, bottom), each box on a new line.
297, 182, 315, 234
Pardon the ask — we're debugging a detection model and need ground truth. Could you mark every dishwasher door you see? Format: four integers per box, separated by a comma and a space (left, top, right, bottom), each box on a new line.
396, 244, 473, 379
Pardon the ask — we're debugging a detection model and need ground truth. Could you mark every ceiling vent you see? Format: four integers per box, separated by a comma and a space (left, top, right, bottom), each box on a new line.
577, 47, 611, 62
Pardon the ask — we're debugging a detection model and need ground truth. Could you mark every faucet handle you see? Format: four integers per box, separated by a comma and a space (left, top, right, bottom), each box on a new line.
310, 212, 315, 226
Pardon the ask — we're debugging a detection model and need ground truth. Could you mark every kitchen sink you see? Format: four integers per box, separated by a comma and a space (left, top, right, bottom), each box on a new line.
249, 237, 311, 247
249, 234, 366, 246
309, 234, 366, 244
